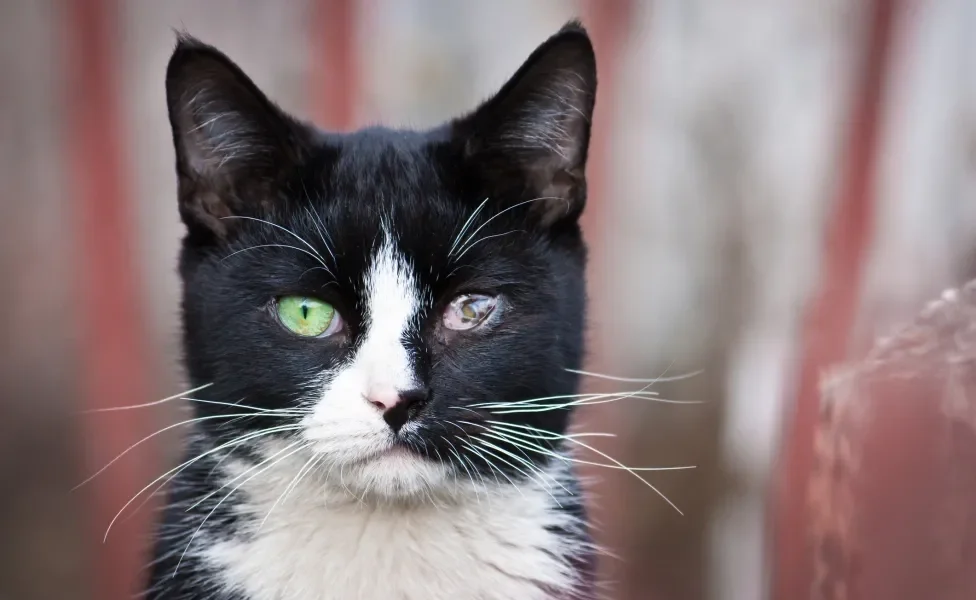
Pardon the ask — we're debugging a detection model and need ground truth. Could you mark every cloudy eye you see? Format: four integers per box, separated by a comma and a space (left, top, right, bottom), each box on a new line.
275, 296, 342, 337
444, 294, 498, 331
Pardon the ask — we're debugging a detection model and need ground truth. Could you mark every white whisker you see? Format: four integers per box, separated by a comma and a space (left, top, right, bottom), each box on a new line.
486, 421, 691, 515
127, 424, 302, 522
442, 436, 483, 505
82, 383, 214, 413
221, 243, 331, 273
472, 436, 569, 500
567, 367, 704, 384
468, 438, 538, 490
469, 390, 658, 410
453, 229, 523, 262
448, 197, 489, 257
76, 412, 296, 491
174, 440, 311, 576
460, 439, 523, 498
103, 424, 301, 542
221, 215, 328, 267
301, 204, 338, 265
181, 397, 307, 415
488, 393, 701, 414
258, 452, 321, 531
451, 196, 562, 260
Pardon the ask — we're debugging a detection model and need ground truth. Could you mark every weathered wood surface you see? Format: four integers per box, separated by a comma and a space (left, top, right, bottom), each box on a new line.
811, 281, 976, 600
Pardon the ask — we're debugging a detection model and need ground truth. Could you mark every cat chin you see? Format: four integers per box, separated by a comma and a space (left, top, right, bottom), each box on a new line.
237, 439, 462, 506
333, 452, 457, 502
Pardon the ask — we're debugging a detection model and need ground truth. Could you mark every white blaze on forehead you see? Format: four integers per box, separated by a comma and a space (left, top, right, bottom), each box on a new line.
355, 235, 420, 392
305, 232, 424, 475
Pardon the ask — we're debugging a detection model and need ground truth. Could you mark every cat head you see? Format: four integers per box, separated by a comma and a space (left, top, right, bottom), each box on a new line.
166, 22, 596, 501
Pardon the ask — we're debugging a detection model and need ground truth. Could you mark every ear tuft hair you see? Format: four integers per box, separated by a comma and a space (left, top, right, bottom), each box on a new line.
454, 21, 597, 228
165, 34, 313, 241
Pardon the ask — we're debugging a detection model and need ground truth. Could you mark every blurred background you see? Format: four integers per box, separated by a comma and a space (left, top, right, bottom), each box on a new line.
3, 1, 976, 599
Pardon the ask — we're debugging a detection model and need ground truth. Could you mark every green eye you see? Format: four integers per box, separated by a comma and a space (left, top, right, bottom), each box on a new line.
276, 296, 339, 337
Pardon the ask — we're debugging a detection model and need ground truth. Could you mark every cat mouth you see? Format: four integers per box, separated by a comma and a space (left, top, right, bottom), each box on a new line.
358, 438, 426, 464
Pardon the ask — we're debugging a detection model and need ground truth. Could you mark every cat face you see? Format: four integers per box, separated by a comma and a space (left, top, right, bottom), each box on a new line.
166, 23, 596, 500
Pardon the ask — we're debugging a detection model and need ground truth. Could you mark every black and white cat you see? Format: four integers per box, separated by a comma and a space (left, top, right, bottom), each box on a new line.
147, 21, 599, 600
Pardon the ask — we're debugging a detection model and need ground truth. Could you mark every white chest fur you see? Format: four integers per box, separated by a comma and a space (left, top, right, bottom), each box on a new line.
202, 460, 585, 600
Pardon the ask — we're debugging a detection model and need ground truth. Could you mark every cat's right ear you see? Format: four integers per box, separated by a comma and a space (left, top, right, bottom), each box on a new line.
166, 34, 313, 242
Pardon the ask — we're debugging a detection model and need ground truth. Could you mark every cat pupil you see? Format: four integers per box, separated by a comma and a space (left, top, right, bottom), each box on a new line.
301, 302, 309, 320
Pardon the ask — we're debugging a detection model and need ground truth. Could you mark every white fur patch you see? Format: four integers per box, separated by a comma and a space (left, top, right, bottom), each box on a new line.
197, 235, 585, 599
352, 232, 421, 395
303, 234, 446, 499
203, 452, 584, 600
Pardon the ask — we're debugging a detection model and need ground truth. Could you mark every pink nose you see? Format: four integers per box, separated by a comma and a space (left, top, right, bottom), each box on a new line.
366, 388, 429, 433
365, 389, 402, 411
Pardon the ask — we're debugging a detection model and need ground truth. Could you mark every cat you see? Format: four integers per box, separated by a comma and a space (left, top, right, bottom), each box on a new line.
146, 20, 598, 600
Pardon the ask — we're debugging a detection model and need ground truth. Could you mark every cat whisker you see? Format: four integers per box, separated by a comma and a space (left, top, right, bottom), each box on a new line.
448, 197, 490, 257
453, 229, 524, 262
451, 196, 563, 261
470, 436, 569, 505
453, 438, 496, 508
104, 424, 302, 542
475, 376, 701, 413
466, 438, 547, 505
442, 436, 483, 506
468, 390, 659, 409
221, 243, 333, 276
448, 405, 484, 416
298, 266, 339, 283
181, 396, 307, 415
434, 444, 463, 497
459, 438, 524, 499
76, 412, 298, 492
484, 421, 692, 515
258, 452, 322, 531
156, 427, 305, 500
125, 425, 292, 523
82, 383, 214, 412
567, 367, 704, 384
475, 426, 688, 474
184, 439, 304, 513
487, 394, 702, 414
221, 215, 329, 268
467, 437, 538, 491
300, 204, 338, 265
482, 421, 694, 473
411, 442, 446, 511
174, 440, 312, 576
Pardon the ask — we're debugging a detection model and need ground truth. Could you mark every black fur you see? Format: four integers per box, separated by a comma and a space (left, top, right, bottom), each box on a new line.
147, 21, 598, 599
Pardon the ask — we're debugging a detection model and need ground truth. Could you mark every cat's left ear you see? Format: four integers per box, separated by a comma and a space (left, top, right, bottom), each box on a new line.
453, 21, 597, 228
165, 34, 315, 242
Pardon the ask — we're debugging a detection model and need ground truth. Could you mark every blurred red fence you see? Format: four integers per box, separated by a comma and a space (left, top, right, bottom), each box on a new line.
65, 1, 976, 599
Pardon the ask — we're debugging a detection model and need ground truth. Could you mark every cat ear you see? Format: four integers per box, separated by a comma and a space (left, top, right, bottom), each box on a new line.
454, 21, 597, 228
165, 34, 314, 241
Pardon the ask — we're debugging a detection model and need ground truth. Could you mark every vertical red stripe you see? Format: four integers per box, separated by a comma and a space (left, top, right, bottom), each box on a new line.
578, 0, 637, 596
309, 0, 358, 131
771, 1, 899, 598
580, 0, 633, 247
64, 0, 154, 598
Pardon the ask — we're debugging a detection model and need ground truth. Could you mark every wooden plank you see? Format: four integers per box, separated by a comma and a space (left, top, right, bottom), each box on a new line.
811, 282, 976, 600
576, 0, 639, 597
771, 1, 900, 598
309, 0, 358, 130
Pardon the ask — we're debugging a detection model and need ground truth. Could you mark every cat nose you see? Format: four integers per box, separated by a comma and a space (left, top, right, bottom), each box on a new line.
364, 389, 401, 412
366, 388, 428, 433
